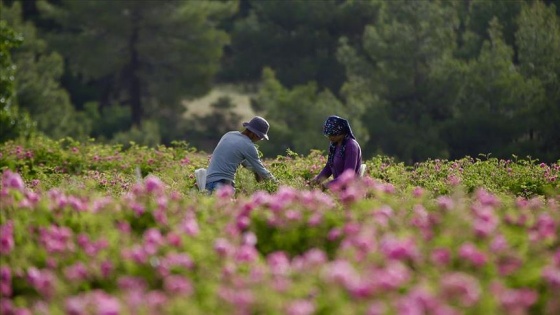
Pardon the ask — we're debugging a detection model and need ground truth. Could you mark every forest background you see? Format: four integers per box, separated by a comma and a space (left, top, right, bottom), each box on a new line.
1, 0, 559, 164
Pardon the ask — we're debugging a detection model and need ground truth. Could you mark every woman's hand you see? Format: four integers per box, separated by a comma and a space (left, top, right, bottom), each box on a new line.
307, 177, 326, 190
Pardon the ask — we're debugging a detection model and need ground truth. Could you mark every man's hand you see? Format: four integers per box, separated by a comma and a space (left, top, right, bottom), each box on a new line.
254, 172, 263, 182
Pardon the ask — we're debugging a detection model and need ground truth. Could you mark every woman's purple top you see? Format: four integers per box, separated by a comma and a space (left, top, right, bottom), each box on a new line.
315, 138, 362, 186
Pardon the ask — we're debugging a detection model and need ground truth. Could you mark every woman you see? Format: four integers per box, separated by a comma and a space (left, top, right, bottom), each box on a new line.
310, 115, 362, 190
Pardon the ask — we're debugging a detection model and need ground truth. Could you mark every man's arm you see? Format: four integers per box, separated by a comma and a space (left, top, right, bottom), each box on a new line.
241, 159, 252, 170
241, 159, 266, 182
243, 145, 275, 181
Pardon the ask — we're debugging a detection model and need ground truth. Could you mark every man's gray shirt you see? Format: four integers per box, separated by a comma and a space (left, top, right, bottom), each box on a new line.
205, 131, 274, 184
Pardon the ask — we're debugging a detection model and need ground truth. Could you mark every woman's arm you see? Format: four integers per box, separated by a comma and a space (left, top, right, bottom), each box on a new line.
312, 163, 332, 183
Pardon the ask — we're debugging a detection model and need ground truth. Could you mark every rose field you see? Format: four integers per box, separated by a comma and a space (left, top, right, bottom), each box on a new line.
1, 137, 559, 315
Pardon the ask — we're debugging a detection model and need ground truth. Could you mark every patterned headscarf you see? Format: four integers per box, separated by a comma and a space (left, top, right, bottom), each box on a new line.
323, 116, 356, 166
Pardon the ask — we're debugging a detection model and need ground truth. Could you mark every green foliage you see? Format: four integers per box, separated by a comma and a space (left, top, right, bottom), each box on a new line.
458, 0, 525, 59
516, 1, 560, 161
252, 68, 360, 158
0, 136, 204, 196
251, 209, 343, 259
0, 13, 35, 142
443, 18, 545, 160
181, 96, 243, 152
0, 18, 22, 105
2, 2, 91, 141
1, 136, 558, 199
0, 103, 36, 142
2, 0, 560, 164
38, 0, 234, 130
338, 0, 458, 162
84, 102, 131, 141
110, 120, 161, 149
220, 0, 380, 93
336, 0, 559, 162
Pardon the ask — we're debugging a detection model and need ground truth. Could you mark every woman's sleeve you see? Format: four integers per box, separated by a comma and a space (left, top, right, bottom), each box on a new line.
343, 140, 361, 172
315, 163, 332, 181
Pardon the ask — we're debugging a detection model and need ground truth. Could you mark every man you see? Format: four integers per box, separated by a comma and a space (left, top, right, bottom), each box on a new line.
205, 116, 277, 193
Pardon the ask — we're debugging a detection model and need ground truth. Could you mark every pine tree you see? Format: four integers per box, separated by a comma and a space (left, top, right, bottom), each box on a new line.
39, 0, 234, 131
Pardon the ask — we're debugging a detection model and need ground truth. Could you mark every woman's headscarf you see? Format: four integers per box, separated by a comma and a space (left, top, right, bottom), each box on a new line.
323, 115, 356, 166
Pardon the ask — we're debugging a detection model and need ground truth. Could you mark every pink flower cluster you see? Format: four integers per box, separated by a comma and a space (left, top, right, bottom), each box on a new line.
1, 170, 25, 192
244, 186, 336, 228
65, 290, 121, 315
27, 267, 56, 298
0, 221, 14, 254
1, 169, 559, 314
38, 225, 75, 254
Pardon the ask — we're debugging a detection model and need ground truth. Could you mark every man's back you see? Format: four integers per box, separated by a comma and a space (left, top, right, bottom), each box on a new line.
206, 131, 271, 184
204, 116, 275, 193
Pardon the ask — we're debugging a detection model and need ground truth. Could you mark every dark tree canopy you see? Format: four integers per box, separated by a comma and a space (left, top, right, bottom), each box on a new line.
2, 0, 559, 162
38, 0, 234, 127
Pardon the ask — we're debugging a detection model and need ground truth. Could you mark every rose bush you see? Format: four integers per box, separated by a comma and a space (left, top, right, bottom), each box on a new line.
1, 137, 559, 314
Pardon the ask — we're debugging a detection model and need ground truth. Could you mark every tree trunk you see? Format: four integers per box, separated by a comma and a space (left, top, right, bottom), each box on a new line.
129, 18, 142, 127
